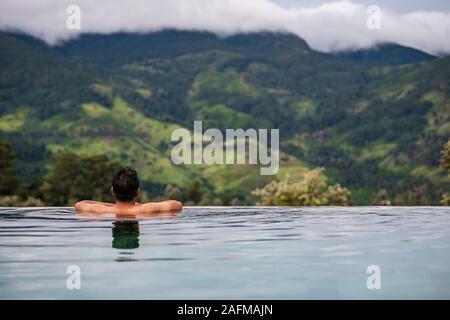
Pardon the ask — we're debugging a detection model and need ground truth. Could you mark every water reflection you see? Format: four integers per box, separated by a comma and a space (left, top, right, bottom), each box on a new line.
3, 207, 450, 299
112, 220, 140, 249
75, 210, 182, 251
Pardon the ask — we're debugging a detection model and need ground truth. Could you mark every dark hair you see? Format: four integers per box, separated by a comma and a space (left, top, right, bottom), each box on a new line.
112, 167, 140, 202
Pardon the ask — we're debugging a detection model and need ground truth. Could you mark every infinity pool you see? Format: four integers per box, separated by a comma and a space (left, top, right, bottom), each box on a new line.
0, 206, 449, 299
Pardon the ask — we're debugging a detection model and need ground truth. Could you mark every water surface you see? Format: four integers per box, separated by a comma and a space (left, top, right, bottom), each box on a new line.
0, 206, 449, 299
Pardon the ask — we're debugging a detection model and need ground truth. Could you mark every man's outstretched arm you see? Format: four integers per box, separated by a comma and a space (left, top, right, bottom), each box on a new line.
134, 200, 183, 213
75, 200, 114, 213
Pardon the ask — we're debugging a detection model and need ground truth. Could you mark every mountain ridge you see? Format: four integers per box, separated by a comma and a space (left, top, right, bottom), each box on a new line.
333, 42, 436, 66
1, 30, 449, 204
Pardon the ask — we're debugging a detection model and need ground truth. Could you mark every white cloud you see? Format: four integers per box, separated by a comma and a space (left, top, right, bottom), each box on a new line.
0, 0, 449, 54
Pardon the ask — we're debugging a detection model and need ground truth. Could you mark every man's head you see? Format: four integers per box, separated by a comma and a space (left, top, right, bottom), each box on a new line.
112, 167, 140, 202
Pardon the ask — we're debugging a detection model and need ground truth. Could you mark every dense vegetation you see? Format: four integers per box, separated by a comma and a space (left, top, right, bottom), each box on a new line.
0, 30, 449, 206
252, 168, 351, 206
441, 140, 450, 205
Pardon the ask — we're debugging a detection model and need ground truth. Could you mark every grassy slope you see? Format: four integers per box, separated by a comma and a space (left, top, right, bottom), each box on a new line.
1, 31, 449, 203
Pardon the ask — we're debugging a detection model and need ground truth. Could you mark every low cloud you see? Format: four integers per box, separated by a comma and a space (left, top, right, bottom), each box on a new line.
0, 0, 449, 54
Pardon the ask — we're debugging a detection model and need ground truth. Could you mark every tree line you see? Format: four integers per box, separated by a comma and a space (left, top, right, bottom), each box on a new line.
1, 139, 449, 207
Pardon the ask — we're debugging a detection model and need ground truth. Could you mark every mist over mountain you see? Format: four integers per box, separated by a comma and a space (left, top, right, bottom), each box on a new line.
1, 0, 450, 55
1, 30, 449, 204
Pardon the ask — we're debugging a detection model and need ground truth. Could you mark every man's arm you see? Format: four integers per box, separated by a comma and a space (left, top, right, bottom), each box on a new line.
74, 200, 114, 213
133, 200, 183, 213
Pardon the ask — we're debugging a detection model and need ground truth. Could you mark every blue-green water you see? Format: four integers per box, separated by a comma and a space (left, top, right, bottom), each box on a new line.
0, 206, 449, 299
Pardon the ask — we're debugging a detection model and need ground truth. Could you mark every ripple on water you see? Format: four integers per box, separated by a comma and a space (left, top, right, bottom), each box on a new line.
0, 206, 450, 299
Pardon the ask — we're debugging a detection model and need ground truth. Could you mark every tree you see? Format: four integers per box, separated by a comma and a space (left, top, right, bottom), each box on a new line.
440, 140, 450, 205
41, 152, 120, 206
252, 168, 351, 206
164, 184, 183, 201
441, 139, 450, 172
0, 195, 44, 207
186, 180, 204, 204
393, 185, 431, 206
441, 194, 450, 206
0, 140, 20, 195
372, 189, 391, 206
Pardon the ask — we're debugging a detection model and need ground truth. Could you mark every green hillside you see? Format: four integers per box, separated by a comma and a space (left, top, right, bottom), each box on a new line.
0, 30, 449, 204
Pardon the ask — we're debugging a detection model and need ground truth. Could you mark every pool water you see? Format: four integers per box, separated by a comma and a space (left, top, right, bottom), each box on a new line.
0, 206, 449, 299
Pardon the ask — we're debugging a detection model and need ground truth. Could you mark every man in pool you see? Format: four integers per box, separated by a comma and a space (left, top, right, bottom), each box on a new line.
75, 167, 182, 214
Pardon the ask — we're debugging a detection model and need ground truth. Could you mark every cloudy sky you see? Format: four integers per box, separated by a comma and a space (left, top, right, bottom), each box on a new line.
0, 0, 449, 54
276, 0, 450, 13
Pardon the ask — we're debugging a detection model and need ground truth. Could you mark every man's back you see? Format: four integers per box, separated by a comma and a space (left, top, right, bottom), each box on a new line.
74, 167, 183, 214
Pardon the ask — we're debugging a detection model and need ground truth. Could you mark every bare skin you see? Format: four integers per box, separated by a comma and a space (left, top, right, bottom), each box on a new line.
76, 210, 181, 220
75, 188, 182, 214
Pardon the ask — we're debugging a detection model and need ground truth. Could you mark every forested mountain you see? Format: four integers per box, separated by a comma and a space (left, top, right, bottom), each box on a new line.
0, 30, 449, 204
333, 43, 436, 66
